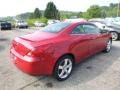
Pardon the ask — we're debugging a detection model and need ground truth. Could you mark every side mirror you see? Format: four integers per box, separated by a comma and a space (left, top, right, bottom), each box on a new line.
102, 26, 105, 29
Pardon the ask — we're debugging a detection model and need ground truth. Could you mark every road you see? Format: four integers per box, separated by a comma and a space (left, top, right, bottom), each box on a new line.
0, 29, 120, 90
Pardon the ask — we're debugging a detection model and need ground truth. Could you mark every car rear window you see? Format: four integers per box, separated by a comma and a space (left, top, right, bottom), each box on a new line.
42, 22, 71, 33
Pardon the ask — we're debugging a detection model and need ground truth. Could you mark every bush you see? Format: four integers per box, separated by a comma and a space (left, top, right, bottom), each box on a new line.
27, 17, 48, 27
40, 17, 48, 24
27, 19, 36, 27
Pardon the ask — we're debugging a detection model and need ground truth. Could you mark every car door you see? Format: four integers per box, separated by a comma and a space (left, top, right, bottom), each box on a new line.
70, 24, 95, 63
83, 24, 104, 54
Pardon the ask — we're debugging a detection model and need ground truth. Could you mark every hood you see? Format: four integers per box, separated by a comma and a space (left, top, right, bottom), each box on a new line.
20, 31, 57, 42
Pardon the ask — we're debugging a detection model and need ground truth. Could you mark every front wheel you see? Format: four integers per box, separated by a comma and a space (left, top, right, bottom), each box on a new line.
103, 40, 112, 53
54, 55, 73, 81
110, 32, 118, 41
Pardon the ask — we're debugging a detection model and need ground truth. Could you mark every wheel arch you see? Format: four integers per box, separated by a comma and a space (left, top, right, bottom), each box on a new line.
110, 31, 118, 34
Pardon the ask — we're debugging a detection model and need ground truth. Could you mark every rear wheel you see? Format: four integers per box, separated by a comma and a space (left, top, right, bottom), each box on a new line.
54, 55, 73, 81
103, 40, 112, 53
110, 32, 118, 41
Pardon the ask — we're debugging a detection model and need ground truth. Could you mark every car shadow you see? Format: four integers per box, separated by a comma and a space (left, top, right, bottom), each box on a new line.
0, 38, 9, 42
33, 45, 120, 89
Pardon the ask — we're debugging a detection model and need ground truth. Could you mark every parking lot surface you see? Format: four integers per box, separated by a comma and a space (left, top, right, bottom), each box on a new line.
0, 29, 120, 90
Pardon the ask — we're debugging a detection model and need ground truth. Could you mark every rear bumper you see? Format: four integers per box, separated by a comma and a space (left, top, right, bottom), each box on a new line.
10, 48, 52, 75
17, 25, 28, 28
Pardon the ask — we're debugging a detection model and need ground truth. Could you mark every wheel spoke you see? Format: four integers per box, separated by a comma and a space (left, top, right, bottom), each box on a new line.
58, 65, 63, 69
59, 70, 65, 77
64, 59, 68, 67
66, 63, 72, 69
65, 69, 69, 76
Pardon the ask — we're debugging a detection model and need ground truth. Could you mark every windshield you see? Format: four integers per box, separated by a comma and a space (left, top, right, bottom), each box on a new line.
18, 21, 25, 23
42, 22, 71, 33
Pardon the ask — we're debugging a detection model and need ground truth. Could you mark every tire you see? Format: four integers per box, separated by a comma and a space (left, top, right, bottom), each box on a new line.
103, 40, 112, 53
53, 55, 74, 81
110, 32, 118, 41
9, 27, 12, 30
26, 26, 28, 29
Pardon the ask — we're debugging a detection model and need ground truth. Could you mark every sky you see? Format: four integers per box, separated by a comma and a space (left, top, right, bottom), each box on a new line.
0, 0, 119, 17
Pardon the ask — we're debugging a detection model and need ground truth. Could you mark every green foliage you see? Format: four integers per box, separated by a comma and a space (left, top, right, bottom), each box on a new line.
39, 17, 48, 24
101, 10, 106, 18
27, 17, 48, 26
27, 19, 36, 26
82, 3, 120, 19
30, 8, 42, 19
60, 15, 68, 20
60, 11, 79, 20
77, 12, 83, 18
100, 3, 120, 17
44, 2, 60, 19
85, 5, 102, 19
82, 12, 91, 19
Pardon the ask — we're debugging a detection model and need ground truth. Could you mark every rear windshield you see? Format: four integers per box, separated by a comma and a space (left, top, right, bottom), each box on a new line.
42, 22, 71, 33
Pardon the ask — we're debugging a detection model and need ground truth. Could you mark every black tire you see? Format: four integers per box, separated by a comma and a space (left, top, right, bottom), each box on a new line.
110, 32, 119, 41
26, 26, 28, 29
9, 27, 12, 30
53, 55, 74, 81
103, 40, 112, 53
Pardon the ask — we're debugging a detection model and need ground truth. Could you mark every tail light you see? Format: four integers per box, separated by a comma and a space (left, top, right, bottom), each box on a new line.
27, 49, 44, 57
26, 44, 53, 57
12, 40, 30, 56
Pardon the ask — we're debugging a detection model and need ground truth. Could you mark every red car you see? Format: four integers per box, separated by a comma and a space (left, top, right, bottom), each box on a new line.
10, 22, 112, 81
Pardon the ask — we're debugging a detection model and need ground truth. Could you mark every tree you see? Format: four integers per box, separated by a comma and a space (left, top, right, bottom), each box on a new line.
30, 8, 42, 19
82, 12, 91, 19
86, 5, 102, 19
77, 12, 83, 18
44, 2, 60, 19
101, 10, 106, 18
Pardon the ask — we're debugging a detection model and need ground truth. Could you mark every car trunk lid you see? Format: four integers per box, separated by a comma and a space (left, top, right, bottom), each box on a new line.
20, 31, 57, 42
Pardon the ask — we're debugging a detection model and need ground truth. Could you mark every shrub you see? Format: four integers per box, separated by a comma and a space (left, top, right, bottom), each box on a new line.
40, 17, 48, 24
27, 19, 36, 27
27, 17, 48, 27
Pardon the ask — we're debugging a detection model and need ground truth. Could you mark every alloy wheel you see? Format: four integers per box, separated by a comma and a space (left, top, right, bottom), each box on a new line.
111, 32, 118, 41
54, 55, 73, 81
58, 58, 72, 79
106, 40, 111, 52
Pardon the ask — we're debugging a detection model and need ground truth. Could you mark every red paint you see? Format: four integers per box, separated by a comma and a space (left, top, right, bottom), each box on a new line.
10, 22, 111, 75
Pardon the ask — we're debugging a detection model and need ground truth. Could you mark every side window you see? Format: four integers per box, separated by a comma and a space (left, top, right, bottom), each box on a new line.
72, 25, 85, 34
83, 24, 100, 34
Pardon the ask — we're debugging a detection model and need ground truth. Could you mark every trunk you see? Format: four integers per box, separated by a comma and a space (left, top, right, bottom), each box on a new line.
20, 31, 56, 42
